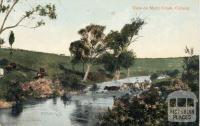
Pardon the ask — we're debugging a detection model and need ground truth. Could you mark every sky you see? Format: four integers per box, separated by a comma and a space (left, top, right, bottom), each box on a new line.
0, 0, 200, 58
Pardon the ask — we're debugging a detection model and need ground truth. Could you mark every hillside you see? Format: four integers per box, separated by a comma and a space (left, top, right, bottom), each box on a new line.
0, 48, 184, 76
0, 48, 184, 98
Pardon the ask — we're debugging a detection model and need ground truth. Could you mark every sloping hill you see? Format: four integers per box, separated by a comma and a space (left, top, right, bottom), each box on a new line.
0, 48, 184, 98
0, 48, 184, 79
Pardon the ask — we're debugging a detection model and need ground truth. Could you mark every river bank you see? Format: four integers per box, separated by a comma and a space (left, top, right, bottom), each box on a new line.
0, 100, 13, 109
0, 76, 150, 126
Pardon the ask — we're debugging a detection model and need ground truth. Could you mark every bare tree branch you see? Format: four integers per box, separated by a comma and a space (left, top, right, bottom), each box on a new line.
18, 24, 42, 29
2, 15, 27, 32
0, 0, 19, 34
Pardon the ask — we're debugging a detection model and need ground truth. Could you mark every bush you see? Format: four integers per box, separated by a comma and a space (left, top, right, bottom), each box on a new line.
0, 58, 9, 66
152, 78, 171, 87
6, 80, 23, 101
58, 73, 85, 90
97, 88, 168, 126
150, 73, 158, 81
88, 71, 107, 82
165, 69, 179, 77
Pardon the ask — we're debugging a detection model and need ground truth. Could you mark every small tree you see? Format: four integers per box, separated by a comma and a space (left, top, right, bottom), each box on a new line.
9, 30, 15, 57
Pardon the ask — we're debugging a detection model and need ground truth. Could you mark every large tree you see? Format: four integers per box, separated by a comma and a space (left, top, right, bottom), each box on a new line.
103, 18, 144, 79
70, 24, 107, 81
0, 0, 56, 37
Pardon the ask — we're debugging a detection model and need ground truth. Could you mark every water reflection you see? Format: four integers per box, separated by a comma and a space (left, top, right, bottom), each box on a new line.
52, 97, 57, 105
0, 76, 150, 126
61, 98, 71, 107
60, 92, 72, 107
11, 100, 23, 116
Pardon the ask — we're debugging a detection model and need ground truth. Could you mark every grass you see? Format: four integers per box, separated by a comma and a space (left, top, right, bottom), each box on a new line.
0, 48, 184, 78
0, 48, 184, 98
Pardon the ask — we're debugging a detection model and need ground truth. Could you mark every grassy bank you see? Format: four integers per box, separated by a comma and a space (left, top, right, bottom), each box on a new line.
0, 48, 184, 76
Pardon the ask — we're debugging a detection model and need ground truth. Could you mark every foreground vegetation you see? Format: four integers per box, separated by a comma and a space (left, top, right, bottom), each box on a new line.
97, 51, 199, 126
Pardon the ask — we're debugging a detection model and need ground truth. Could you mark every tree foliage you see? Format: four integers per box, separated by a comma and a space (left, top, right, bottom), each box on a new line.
9, 31, 15, 46
101, 18, 144, 79
118, 51, 136, 69
69, 40, 89, 63
100, 53, 117, 73
78, 24, 106, 62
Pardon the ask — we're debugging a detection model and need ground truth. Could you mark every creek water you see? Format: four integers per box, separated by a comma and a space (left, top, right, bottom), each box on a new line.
0, 76, 150, 126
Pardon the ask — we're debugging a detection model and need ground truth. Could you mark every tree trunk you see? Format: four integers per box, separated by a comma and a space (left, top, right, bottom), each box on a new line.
82, 62, 85, 73
83, 64, 91, 82
113, 69, 120, 80
127, 68, 130, 77
10, 45, 13, 59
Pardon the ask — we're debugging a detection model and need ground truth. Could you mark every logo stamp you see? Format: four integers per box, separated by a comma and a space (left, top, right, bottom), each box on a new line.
166, 90, 198, 122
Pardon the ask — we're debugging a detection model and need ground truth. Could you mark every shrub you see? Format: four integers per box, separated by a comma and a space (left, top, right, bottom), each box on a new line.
150, 73, 158, 81
59, 73, 85, 90
182, 55, 199, 93
165, 69, 179, 77
97, 88, 168, 126
6, 80, 23, 101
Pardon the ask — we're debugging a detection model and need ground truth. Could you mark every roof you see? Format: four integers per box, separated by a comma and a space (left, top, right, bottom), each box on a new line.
166, 90, 198, 102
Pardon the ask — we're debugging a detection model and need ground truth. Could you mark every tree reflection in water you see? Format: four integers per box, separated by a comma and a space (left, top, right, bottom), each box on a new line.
53, 97, 57, 105
70, 100, 98, 126
11, 100, 23, 116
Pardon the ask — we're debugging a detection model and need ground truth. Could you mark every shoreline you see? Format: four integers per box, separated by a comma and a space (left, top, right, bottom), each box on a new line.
0, 100, 13, 109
